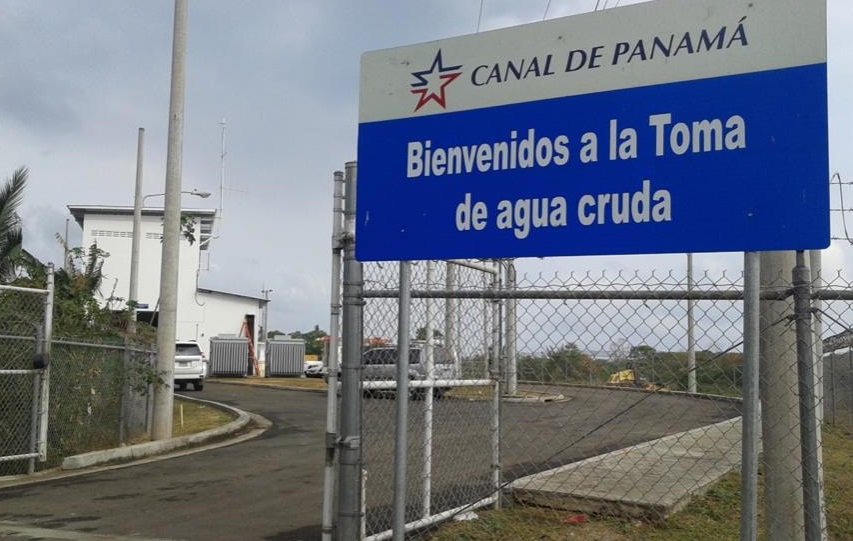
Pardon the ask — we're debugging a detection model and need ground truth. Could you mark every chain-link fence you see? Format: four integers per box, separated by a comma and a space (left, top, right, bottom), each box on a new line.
1, 277, 156, 477
341, 257, 852, 540
0, 283, 50, 476
43, 338, 155, 472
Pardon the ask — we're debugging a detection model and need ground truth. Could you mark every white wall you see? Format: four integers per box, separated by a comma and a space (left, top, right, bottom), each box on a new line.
78, 211, 262, 356
81, 212, 201, 312
195, 291, 263, 357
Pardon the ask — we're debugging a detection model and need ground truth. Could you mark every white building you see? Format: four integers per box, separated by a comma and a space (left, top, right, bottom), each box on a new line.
68, 205, 267, 357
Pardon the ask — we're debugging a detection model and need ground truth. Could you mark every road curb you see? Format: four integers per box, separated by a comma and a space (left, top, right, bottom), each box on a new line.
62, 395, 251, 470
503, 392, 566, 403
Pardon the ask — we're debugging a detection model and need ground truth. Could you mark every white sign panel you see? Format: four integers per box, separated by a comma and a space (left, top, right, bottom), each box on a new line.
357, 0, 828, 261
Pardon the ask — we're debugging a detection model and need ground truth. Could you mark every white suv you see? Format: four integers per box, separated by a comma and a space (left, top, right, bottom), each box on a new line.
174, 341, 205, 391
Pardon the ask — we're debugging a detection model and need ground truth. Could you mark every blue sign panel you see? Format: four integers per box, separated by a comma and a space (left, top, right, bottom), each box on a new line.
357, 0, 828, 261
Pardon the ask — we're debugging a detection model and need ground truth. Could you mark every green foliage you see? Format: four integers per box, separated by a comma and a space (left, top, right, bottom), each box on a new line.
416, 326, 445, 341
288, 325, 328, 356
0, 166, 27, 283
638, 349, 742, 394
180, 214, 196, 245
518, 343, 599, 383
159, 214, 197, 245
512, 342, 742, 394
11, 243, 153, 342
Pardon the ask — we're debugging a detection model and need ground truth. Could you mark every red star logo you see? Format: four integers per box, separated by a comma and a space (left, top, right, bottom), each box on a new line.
410, 50, 463, 112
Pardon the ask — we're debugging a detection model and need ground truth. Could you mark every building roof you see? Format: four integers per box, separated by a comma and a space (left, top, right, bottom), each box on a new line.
68, 205, 217, 251
67, 205, 216, 227
197, 287, 269, 303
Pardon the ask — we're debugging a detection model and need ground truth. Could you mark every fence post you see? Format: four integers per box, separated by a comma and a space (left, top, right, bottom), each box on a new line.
445, 263, 459, 376
38, 264, 54, 463
793, 251, 824, 541
687, 253, 697, 393
28, 325, 44, 474
491, 261, 502, 510
322, 170, 345, 541
392, 261, 412, 541
337, 161, 364, 541
740, 252, 760, 541
120, 337, 130, 444
505, 261, 518, 396
422, 260, 435, 520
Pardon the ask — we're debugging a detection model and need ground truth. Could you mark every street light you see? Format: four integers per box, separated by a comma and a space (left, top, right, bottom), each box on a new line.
143, 188, 212, 205
128, 187, 212, 329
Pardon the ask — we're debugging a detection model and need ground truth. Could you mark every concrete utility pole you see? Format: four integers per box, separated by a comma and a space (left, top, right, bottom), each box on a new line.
128, 127, 145, 335
809, 249, 828, 538
759, 251, 804, 540
152, 0, 188, 441
261, 288, 272, 343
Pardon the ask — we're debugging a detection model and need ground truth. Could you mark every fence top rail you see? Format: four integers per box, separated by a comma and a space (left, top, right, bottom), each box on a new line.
51, 338, 155, 354
363, 287, 853, 302
0, 334, 37, 342
813, 289, 853, 301
366, 288, 762, 301
0, 333, 157, 354
0, 284, 48, 295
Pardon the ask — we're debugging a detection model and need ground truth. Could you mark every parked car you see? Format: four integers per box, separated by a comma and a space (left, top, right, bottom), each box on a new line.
361, 344, 457, 399
174, 341, 205, 391
304, 360, 327, 378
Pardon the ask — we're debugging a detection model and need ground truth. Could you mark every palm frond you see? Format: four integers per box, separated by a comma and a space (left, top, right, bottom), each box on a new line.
83, 242, 104, 293
0, 167, 28, 235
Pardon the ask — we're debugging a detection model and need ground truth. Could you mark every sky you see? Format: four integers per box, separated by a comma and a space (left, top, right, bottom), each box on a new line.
1, 0, 851, 334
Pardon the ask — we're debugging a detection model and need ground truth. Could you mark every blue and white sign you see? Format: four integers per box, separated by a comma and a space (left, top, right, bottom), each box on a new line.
356, 0, 828, 261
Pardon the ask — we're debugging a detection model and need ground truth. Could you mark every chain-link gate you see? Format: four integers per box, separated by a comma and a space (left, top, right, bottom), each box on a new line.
360, 261, 501, 540
0, 275, 54, 476
357, 261, 754, 540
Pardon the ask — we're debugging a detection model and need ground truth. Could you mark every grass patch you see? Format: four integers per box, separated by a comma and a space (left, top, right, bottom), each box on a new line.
447, 386, 494, 400
428, 424, 853, 541
824, 424, 853, 538
209, 376, 327, 391
171, 398, 235, 438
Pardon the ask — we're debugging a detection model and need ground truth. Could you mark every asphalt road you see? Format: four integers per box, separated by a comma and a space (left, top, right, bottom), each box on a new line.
0, 383, 328, 541
0, 382, 740, 541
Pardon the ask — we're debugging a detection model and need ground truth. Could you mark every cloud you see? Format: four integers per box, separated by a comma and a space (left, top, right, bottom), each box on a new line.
1, 0, 850, 336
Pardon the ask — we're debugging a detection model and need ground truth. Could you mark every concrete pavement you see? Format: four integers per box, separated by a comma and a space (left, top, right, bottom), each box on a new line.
509, 417, 742, 520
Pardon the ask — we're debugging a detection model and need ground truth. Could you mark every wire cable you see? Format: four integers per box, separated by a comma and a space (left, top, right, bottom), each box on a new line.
832, 172, 853, 245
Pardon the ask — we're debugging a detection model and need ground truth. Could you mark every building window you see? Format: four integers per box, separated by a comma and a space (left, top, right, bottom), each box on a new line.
92, 229, 133, 238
